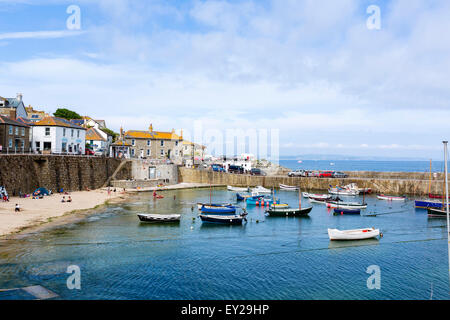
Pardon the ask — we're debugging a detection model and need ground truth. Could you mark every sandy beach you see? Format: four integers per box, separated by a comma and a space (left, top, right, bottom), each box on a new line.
0, 189, 129, 237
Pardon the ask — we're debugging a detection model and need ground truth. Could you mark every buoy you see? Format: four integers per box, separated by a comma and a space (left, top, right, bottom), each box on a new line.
256, 200, 259, 206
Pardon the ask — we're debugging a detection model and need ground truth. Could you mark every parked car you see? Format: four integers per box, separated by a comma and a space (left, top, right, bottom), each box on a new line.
318, 171, 334, 178
288, 169, 306, 177
250, 168, 266, 176
332, 171, 348, 178
85, 148, 94, 155
309, 171, 320, 177
228, 165, 244, 174
211, 164, 226, 172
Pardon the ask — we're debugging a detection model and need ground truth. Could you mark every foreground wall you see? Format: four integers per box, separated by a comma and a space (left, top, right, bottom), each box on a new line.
0, 155, 131, 195
179, 168, 442, 196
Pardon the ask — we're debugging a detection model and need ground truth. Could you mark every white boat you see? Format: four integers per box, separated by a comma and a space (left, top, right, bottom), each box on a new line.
137, 213, 181, 222
377, 194, 406, 201
326, 201, 367, 209
328, 228, 381, 241
251, 186, 272, 194
227, 185, 249, 192
279, 184, 299, 191
328, 188, 359, 196
307, 193, 331, 200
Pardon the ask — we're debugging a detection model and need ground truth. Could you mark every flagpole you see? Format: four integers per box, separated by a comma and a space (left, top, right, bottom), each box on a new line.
443, 141, 450, 290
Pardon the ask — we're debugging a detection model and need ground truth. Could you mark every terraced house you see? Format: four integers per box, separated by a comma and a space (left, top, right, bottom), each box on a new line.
124, 124, 183, 162
0, 115, 31, 153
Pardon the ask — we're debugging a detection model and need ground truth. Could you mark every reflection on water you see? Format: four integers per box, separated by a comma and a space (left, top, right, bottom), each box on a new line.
0, 188, 449, 300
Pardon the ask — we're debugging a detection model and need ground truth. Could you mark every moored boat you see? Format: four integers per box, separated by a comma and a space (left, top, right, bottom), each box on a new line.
377, 194, 406, 201
246, 196, 275, 206
279, 184, 299, 191
199, 214, 245, 225
251, 186, 272, 194
328, 228, 381, 240
427, 208, 448, 217
326, 201, 367, 209
328, 188, 359, 196
227, 185, 249, 192
137, 213, 181, 223
200, 205, 236, 214
197, 202, 234, 210
266, 205, 312, 216
333, 208, 361, 215
414, 199, 446, 209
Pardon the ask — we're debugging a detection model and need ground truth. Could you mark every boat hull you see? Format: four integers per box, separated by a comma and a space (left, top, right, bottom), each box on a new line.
427, 208, 448, 217
279, 184, 299, 191
266, 206, 312, 216
333, 208, 361, 215
377, 194, 406, 201
138, 214, 181, 222
199, 214, 244, 225
227, 186, 249, 192
246, 197, 275, 205
200, 206, 236, 214
326, 202, 367, 209
414, 200, 445, 209
328, 228, 380, 240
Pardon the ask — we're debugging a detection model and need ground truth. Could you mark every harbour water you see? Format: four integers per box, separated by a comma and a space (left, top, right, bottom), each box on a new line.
280, 160, 445, 173
0, 188, 449, 300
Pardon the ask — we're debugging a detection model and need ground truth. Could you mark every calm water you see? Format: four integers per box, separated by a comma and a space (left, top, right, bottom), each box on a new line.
0, 189, 449, 300
280, 160, 445, 173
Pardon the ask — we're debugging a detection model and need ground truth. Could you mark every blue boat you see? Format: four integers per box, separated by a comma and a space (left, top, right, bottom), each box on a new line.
414, 200, 446, 209
200, 205, 237, 215
199, 214, 244, 225
246, 196, 276, 206
333, 208, 361, 215
237, 193, 261, 201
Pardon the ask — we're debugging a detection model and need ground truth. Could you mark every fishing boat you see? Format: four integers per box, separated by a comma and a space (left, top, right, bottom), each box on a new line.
333, 208, 361, 215
246, 196, 275, 206
137, 213, 181, 223
279, 184, 299, 191
199, 214, 245, 225
326, 201, 367, 209
328, 228, 381, 241
251, 186, 272, 194
377, 194, 406, 201
415, 199, 446, 209
227, 186, 249, 192
200, 205, 236, 214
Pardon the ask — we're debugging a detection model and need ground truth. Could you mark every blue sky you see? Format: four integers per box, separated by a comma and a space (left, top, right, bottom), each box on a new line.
1, 0, 449, 159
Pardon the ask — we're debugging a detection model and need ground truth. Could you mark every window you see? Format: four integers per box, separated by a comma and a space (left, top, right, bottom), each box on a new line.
8, 139, 12, 148
15, 127, 18, 135
147, 149, 150, 156
36, 141, 40, 150
9, 126, 12, 134
131, 149, 135, 156
175, 141, 178, 146
185, 146, 188, 151
21, 127, 25, 136
160, 140, 164, 147
71, 129, 74, 137
45, 127, 50, 136
132, 139, 135, 146
77, 130, 80, 138
160, 149, 164, 156
21, 140, 24, 148
44, 142, 51, 150
147, 140, 151, 146
63, 128, 66, 136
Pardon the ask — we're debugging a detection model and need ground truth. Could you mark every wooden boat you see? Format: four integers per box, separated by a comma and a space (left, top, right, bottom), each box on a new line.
333, 208, 361, 215
326, 201, 367, 209
197, 202, 233, 210
251, 186, 271, 194
227, 185, 249, 192
328, 228, 381, 240
279, 184, 299, 191
266, 206, 312, 216
200, 205, 236, 214
328, 188, 359, 196
137, 213, 181, 223
427, 208, 448, 217
415, 199, 446, 209
303, 193, 330, 200
377, 194, 406, 201
199, 214, 245, 225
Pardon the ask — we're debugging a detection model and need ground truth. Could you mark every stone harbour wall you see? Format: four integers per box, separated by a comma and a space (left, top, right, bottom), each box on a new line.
0, 155, 132, 195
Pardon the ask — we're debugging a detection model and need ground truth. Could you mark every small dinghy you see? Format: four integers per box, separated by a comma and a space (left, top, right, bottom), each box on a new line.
138, 214, 181, 223
326, 201, 367, 209
328, 188, 359, 196
199, 214, 245, 225
328, 228, 381, 240
246, 196, 275, 205
279, 184, 299, 191
251, 186, 272, 194
333, 208, 361, 215
227, 186, 249, 192
197, 203, 234, 210
306, 193, 331, 200
266, 205, 312, 217
377, 194, 406, 201
200, 205, 236, 214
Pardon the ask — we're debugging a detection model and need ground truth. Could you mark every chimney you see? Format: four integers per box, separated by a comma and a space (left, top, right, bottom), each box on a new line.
180, 129, 183, 139
120, 126, 124, 138
16, 93, 23, 102
149, 123, 153, 132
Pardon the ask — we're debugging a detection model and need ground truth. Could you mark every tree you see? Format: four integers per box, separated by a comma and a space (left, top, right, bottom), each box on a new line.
53, 108, 82, 120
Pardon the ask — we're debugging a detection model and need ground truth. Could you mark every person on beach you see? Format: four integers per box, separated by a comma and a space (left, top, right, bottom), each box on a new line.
15, 204, 20, 212
67, 196, 72, 203
61, 196, 66, 203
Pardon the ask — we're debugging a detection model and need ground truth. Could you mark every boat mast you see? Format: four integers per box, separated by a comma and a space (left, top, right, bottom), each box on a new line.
298, 186, 301, 209
429, 159, 432, 195
443, 141, 450, 288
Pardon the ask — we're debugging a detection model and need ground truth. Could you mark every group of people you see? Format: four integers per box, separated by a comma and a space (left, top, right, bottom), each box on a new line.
61, 196, 72, 203
1, 186, 9, 202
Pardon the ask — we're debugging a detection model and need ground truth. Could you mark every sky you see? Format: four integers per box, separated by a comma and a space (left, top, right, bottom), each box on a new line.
0, 0, 449, 160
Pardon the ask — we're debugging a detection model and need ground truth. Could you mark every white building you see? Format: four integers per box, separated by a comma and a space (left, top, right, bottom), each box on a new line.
32, 117, 86, 154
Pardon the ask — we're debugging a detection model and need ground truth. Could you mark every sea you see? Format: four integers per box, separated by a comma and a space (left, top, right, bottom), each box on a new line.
0, 189, 449, 300
279, 160, 445, 173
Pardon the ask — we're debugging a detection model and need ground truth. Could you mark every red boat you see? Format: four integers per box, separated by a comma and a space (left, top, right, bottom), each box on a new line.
429, 193, 443, 199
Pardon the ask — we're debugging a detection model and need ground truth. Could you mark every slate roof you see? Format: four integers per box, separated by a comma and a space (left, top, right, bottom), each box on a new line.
0, 115, 30, 127
86, 127, 106, 141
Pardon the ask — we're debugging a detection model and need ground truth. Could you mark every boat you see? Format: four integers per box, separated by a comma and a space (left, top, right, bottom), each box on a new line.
427, 208, 448, 218
197, 202, 234, 210
326, 201, 367, 209
279, 184, 299, 191
236, 193, 256, 201
246, 196, 275, 206
137, 213, 181, 223
415, 199, 447, 209
305, 193, 331, 200
266, 205, 312, 216
328, 228, 381, 241
200, 205, 236, 214
199, 214, 245, 225
251, 186, 272, 194
333, 208, 361, 215
328, 188, 359, 196
377, 194, 406, 201
227, 186, 249, 192
429, 193, 443, 199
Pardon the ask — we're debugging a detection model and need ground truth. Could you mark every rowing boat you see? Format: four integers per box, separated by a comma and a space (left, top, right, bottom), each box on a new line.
137, 214, 181, 223
227, 186, 249, 192
199, 214, 245, 225
200, 205, 236, 214
333, 208, 361, 215
279, 184, 299, 191
377, 194, 406, 201
326, 201, 367, 209
328, 228, 381, 240
251, 186, 272, 194
266, 206, 312, 216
